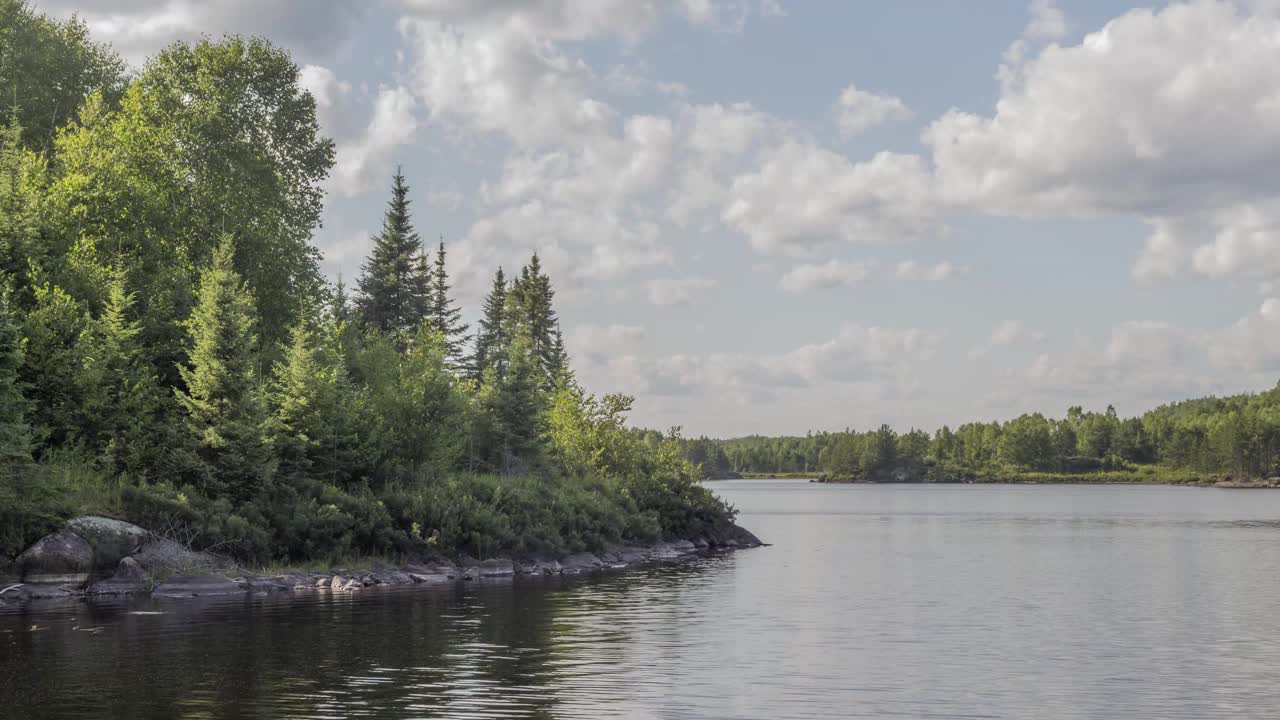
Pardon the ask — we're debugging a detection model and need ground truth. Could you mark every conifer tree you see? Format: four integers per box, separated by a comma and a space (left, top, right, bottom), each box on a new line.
505, 253, 563, 383
411, 249, 433, 328
481, 330, 545, 475
176, 236, 276, 501
0, 274, 31, 467
469, 267, 508, 381
76, 274, 167, 474
0, 111, 39, 281
430, 239, 470, 365
357, 169, 425, 336
272, 320, 361, 487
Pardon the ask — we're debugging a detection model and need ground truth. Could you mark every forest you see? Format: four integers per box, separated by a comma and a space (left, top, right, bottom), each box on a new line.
678, 387, 1280, 484
0, 1, 734, 564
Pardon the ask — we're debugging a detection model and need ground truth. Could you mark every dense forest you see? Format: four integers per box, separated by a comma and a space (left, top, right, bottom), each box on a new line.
677, 387, 1280, 483
0, 1, 734, 563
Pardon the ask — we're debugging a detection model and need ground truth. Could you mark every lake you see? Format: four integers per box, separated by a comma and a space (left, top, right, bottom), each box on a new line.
4, 480, 1280, 719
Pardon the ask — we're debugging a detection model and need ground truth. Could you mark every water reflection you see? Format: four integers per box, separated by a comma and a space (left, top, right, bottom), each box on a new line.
6, 482, 1280, 719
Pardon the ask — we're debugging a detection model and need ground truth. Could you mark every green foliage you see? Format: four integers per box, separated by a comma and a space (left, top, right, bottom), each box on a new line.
357, 170, 428, 337
0, 0, 125, 154
468, 267, 508, 381
429, 240, 470, 366
1, 27, 738, 568
175, 236, 276, 501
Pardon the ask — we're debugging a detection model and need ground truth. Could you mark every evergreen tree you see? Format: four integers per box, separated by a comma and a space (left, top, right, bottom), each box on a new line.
0, 274, 31, 466
357, 169, 425, 336
411, 248, 434, 333
429, 239, 470, 365
469, 267, 508, 381
76, 274, 168, 474
505, 253, 562, 383
0, 111, 39, 281
480, 330, 546, 475
176, 236, 276, 501
272, 320, 362, 487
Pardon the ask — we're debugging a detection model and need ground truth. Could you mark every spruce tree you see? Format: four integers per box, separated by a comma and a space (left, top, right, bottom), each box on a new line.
430, 239, 470, 365
0, 111, 38, 281
76, 274, 167, 474
272, 321, 361, 487
176, 236, 276, 501
357, 169, 425, 336
482, 330, 545, 475
0, 274, 31, 467
505, 253, 563, 384
469, 267, 507, 381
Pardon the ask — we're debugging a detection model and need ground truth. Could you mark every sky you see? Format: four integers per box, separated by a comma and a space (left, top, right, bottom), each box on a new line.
34, 0, 1280, 437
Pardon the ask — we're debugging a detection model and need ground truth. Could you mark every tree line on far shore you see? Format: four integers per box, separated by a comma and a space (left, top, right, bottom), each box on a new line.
676, 389, 1280, 483
0, 0, 733, 562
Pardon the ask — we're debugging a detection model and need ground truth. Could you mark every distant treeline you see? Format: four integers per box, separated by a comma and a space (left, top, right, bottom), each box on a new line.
669, 386, 1280, 482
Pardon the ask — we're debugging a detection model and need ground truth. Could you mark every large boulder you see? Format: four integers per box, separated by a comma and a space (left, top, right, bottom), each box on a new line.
65, 516, 148, 575
152, 575, 247, 598
86, 557, 148, 595
15, 530, 94, 584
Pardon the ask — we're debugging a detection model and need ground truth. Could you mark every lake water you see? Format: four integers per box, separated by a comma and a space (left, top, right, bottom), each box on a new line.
5, 480, 1280, 719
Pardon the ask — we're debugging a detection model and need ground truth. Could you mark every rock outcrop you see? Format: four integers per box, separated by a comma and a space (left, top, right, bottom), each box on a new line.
15, 530, 94, 584
66, 516, 148, 575
86, 557, 148, 595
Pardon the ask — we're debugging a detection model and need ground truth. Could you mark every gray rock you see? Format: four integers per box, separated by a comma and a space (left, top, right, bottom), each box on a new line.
86, 557, 148, 595
476, 558, 514, 577
408, 572, 451, 583
669, 539, 697, 554
615, 547, 649, 565
65, 516, 148, 575
560, 552, 602, 573
238, 575, 294, 594
152, 574, 247, 598
16, 530, 94, 585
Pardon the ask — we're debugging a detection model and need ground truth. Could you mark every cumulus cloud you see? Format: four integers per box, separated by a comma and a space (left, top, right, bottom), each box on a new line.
647, 276, 717, 306
779, 260, 874, 292
896, 260, 965, 281
40, 0, 368, 65
835, 85, 912, 137
925, 1, 1280, 284
593, 324, 937, 405
991, 320, 1024, 346
328, 86, 420, 199
723, 142, 938, 256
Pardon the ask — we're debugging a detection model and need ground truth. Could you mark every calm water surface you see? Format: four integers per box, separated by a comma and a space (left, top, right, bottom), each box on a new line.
5, 481, 1280, 719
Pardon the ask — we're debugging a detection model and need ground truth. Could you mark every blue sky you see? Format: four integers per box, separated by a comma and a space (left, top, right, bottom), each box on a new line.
41, 0, 1280, 436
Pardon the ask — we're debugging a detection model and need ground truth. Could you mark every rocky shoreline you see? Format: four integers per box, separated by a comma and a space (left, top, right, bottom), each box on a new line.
0, 516, 764, 605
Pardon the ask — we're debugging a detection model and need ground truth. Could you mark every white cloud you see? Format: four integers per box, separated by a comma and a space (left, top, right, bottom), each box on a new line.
399, 18, 615, 149
925, 1, 1280, 284
40, 0, 368, 66
991, 320, 1023, 346
1209, 297, 1280, 371
835, 85, 911, 137
571, 323, 647, 365
592, 323, 937, 405
647, 276, 717, 306
328, 86, 420, 199
896, 260, 965, 281
723, 142, 938, 256
779, 259, 874, 292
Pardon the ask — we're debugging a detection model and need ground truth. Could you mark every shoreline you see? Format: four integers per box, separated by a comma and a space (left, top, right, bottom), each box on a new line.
0, 518, 764, 606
